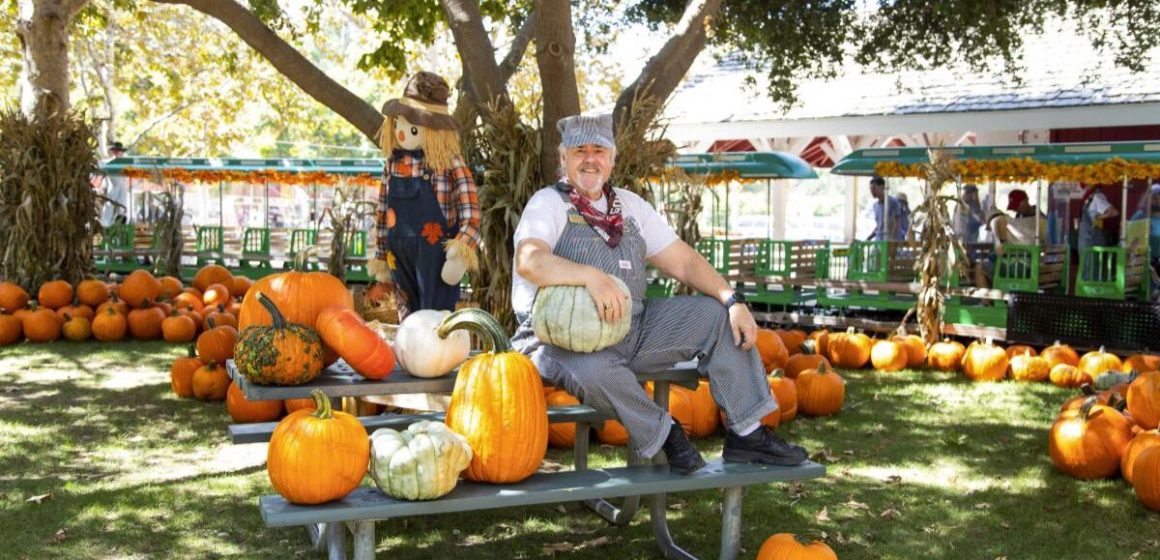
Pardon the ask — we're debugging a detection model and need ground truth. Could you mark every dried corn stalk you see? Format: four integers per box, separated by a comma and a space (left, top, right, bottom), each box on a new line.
319, 181, 375, 280
654, 167, 713, 296
151, 172, 185, 278
906, 148, 968, 344
0, 109, 100, 291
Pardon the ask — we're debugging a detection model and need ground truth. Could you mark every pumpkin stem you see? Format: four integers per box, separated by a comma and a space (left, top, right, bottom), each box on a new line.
186, 344, 197, 358
255, 292, 287, 329
436, 308, 511, 353
1079, 396, 1098, 419
309, 389, 334, 419
770, 368, 785, 379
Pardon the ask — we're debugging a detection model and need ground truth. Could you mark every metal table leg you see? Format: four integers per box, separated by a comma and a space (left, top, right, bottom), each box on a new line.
578, 421, 643, 525
650, 492, 697, 560
719, 487, 744, 560
326, 521, 347, 560
349, 520, 375, 560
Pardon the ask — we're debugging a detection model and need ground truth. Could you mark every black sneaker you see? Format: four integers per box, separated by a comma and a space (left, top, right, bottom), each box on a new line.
661, 421, 706, 475
723, 425, 808, 466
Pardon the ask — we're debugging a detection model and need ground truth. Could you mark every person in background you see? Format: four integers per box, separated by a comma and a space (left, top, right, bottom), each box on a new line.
1077, 184, 1120, 279
956, 184, 986, 243
101, 142, 129, 227
974, 189, 1047, 288
866, 175, 905, 241
895, 192, 911, 241
510, 114, 808, 475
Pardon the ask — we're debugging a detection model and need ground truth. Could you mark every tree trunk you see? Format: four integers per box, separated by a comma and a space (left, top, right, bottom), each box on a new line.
613, 0, 723, 132
440, 0, 511, 114
153, 0, 385, 142
16, 0, 89, 119
533, 0, 580, 180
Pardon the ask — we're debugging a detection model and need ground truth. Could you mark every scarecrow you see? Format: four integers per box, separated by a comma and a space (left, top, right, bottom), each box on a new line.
367, 71, 480, 319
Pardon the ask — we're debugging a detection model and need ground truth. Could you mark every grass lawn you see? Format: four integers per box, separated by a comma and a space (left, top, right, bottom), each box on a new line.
1, 341, 1157, 559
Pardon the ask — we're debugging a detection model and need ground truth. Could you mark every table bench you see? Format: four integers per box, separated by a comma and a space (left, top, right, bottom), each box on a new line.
227, 360, 825, 560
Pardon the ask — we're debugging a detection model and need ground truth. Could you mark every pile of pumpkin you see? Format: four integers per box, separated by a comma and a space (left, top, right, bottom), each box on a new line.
1044, 351, 1160, 513
0, 265, 252, 345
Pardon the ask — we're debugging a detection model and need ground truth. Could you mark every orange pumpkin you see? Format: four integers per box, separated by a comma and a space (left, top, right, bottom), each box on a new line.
1127, 372, 1160, 430
172, 291, 205, 313
1049, 364, 1092, 388
1004, 344, 1037, 359
1122, 430, 1160, 485
22, 306, 62, 343
1078, 346, 1123, 379
119, 270, 162, 308
1133, 446, 1160, 512
91, 306, 128, 342
196, 320, 239, 364
283, 397, 316, 413
75, 279, 110, 307
158, 276, 184, 300
37, 280, 74, 310
127, 304, 166, 340
96, 296, 128, 317
784, 353, 829, 380
756, 533, 837, 560
315, 305, 396, 379
1009, 351, 1050, 382
237, 268, 353, 367
161, 311, 198, 343
234, 293, 324, 386
202, 282, 232, 307
1123, 354, 1160, 374
546, 390, 582, 449
928, 339, 965, 372
1048, 398, 1133, 479
767, 370, 798, 424
267, 389, 369, 504
827, 328, 871, 369
962, 338, 1008, 382
1041, 340, 1080, 368
795, 362, 845, 417
595, 419, 629, 446
892, 333, 926, 368
191, 361, 231, 401
679, 380, 720, 438
0, 282, 30, 311
170, 347, 203, 398
230, 275, 253, 299
61, 314, 91, 341
774, 329, 807, 356
443, 309, 548, 483
0, 310, 22, 345
202, 305, 237, 330
870, 339, 907, 372
193, 264, 234, 293
755, 328, 789, 373
807, 329, 830, 358
226, 382, 284, 423
55, 304, 93, 322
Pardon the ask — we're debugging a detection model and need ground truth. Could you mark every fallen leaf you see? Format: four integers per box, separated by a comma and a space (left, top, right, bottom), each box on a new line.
52, 529, 67, 543
974, 503, 991, 510
815, 507, 830, 522
843, 449, 855, 456
844, 500, 871, 511
885, 475, 902, 486
880, 508, 900, 519
26, 493, 53, 504
556, 505, 567, 514
810, 449, 840, 463
1001, 521, 1011, 529
456, 535, 486, 547
2, 386, 18, 393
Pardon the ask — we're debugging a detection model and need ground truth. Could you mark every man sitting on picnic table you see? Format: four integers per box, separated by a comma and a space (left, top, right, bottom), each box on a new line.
509, 113, 808, 475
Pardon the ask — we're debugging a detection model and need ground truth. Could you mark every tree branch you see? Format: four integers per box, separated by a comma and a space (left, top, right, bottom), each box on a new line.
151, 0, 384, 142
440, 0, 510, 112
499, 10, 537, 78
613, 0, 723, 130
534, 0, 580, 178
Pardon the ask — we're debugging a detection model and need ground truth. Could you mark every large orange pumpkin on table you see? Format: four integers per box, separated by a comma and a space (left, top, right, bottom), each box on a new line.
267, 389, 369, 504
442, 308, 548, 483
755, 533, 837, 560
237, 267, 353, 366
235, 292, 324, 386
1048, 398, 1134, 479
315, 305, 395, 379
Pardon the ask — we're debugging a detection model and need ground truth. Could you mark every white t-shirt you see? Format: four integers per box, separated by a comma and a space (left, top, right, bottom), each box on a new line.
1085, 190, 1113, 219
511, 186, 679, 315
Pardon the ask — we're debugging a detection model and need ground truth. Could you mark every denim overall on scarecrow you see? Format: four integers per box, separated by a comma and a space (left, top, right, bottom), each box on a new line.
386, 161, 459, 313
512, 184, 776, 459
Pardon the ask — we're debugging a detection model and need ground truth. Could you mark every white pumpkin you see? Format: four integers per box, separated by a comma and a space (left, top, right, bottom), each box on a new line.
370, 421, 473, 501
394, 309, 471, 378
531, 277, 631, 353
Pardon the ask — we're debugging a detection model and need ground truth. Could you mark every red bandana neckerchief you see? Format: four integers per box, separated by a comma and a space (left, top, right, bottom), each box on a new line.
561, 181, 623, 248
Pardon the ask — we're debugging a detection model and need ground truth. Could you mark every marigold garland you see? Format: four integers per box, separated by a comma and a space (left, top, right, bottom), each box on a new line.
118, 167, 380, 188
875, 157, 1160, 184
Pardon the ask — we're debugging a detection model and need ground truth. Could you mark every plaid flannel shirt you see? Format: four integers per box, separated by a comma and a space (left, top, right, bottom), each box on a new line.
374, 150, 481, 259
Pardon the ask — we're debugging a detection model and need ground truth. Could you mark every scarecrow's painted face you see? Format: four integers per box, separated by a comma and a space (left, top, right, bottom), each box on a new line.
394, 115, 422, 151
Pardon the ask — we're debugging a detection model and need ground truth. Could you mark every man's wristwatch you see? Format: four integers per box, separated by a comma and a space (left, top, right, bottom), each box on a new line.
724, 291, 747, 309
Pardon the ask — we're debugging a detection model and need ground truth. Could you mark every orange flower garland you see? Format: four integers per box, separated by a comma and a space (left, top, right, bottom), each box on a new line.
118, 167, 380, 188
875, 157, 1160, 184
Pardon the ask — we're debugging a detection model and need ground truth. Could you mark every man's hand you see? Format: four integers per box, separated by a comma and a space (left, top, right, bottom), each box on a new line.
728, 303, 758, 350
584, 270, 629, 324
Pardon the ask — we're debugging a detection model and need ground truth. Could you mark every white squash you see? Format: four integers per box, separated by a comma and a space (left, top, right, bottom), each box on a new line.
394, 309, 471, 378
531, 277, 631, 353
370, 421, 473, 501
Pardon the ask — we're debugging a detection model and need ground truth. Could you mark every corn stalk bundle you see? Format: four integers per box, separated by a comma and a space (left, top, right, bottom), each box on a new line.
610, 92, 675, 203
320, 181, 375, 281
471, 102, 543, 331
0, 109, 100, 291
655, 167, 712, 296
906, 148, 968, 344
150, 171, 185, 278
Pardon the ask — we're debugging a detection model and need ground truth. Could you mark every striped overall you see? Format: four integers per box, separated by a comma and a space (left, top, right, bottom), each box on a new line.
512, 189, 777, 459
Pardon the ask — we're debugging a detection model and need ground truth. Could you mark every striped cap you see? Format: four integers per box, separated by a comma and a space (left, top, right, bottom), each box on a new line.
557, 114, 615, 149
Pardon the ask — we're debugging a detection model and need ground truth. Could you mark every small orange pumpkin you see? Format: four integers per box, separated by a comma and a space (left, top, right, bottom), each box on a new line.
545, 390, 582, 449
1078, 346, 1123, 379
1049, 363, 1092, 388
0, 282, 30, 311
37, 280, 74, 310
784, 353, 829, 380
1048, 398, 1133, 479
1127, 372, 1160, 430
226, 382, 285, 423
127, 303, 166, 340
795, 362, 845, 417
193, 264, 234, 294
755, 328, 789, 373
870, 339, 908, 372
1005, 344, 1037, 359
75, 279, 111, 307
962, 338, 1008, 382
119, 270, 162, 309
22, 305, 62, 343
1041, 340, 1080, 368
827, 327, 871, 369
202, 282, 232, 307
1122, 430, 1160, 485
170, 346, 203, 398
158, 276, 184, 300
267, 389, 369, 504
61, 314, 91, 341
196, 318, 239, 364
1133, 446, 1160, 512
161, 311, 198, 343
755, 533, 837, 560
0, 309, 22, 345
928, 339, 965, 372
191, 361, 231, 401
892, 333, 926, 368
91, 306, 128, 342
1009, 351, 1050, 382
